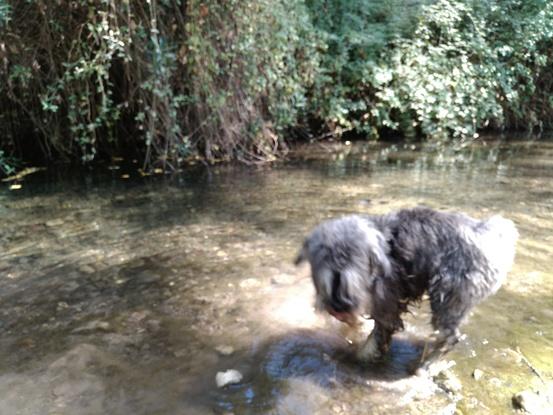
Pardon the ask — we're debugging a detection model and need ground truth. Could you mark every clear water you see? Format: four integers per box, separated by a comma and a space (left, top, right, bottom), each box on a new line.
1, 138, 552, 414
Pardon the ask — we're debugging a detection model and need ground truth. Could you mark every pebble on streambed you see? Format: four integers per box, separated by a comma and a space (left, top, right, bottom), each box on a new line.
215, 345, 235, 356
215, 369, 243, 388
472, 368, 484, 381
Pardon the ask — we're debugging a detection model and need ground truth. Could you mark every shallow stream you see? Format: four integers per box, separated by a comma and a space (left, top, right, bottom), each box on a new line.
1, 138, 552, 414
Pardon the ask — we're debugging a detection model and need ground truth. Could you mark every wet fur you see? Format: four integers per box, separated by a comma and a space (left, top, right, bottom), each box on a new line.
296, 207, 518, 369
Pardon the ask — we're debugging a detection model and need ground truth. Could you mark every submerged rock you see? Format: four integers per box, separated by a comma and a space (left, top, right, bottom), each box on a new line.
215, 345, 235, 356
270, 273, 296, 285
78, 264, 95, 274
103, 333, 142, 351
45, 343, 139, 412
135, 271, 162, 284
128, 310, 150, 323
72, 320, 111, 334
215, 369, 243, 388
45, 218, 64, 227
239, 278, 261, 289
433, 370, 462, 394
146, 319, 161, 332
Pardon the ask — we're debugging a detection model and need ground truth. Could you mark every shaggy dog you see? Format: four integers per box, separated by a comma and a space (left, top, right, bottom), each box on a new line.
295, 207, 518, 369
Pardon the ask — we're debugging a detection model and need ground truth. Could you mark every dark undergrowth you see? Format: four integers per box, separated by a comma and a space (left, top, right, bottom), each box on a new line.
1, 0, 552, 176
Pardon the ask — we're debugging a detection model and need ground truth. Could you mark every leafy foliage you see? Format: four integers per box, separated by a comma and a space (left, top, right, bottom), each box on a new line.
0, 0, 320, 170
307, 0, 553, 140
305, 0, 428, 136
181, 0, 321, 163
369, 0, 553, 140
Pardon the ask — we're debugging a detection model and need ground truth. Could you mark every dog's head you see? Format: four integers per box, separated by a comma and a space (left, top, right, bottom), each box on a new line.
295, 215, 391, 325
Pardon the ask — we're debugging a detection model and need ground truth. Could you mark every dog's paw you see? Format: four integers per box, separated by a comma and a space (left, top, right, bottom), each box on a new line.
356, 349, 383, 363
356, 336, 383, 362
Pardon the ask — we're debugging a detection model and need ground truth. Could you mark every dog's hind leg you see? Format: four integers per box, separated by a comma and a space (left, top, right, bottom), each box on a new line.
420, 280, 473, 370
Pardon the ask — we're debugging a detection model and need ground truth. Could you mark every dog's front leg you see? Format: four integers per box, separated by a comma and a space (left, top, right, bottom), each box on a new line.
357, 322, 392, 362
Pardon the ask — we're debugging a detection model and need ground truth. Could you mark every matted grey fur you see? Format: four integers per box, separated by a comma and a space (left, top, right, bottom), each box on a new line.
295, 207, 518, 369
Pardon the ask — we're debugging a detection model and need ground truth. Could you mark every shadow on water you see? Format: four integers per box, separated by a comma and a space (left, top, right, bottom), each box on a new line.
202, 329, 428, 414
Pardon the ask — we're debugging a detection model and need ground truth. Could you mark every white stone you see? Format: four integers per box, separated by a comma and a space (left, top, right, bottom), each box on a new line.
215, 370, 243, 388
472, 368, 483, 381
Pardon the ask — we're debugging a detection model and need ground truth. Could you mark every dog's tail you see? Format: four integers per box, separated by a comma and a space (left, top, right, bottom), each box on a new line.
477, 215, 519, 276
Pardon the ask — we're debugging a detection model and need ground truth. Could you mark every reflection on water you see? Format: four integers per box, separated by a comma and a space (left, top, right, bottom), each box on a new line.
1, 138, 552, 414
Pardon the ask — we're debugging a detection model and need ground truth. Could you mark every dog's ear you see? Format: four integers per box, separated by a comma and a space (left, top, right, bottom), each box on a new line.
334, 268, 363, 310
294, 242, 308, 265
365, 229, 392, 277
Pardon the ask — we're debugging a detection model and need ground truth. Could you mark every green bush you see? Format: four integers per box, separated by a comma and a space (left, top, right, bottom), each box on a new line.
305, 0, 428, 136
0, 0, 320, 171
181, 0, 321, 163
369, 0, 553, 140
307, 0, 553, 141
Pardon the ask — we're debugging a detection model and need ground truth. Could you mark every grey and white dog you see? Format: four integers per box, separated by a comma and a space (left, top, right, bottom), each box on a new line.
295, 207, 518, 369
